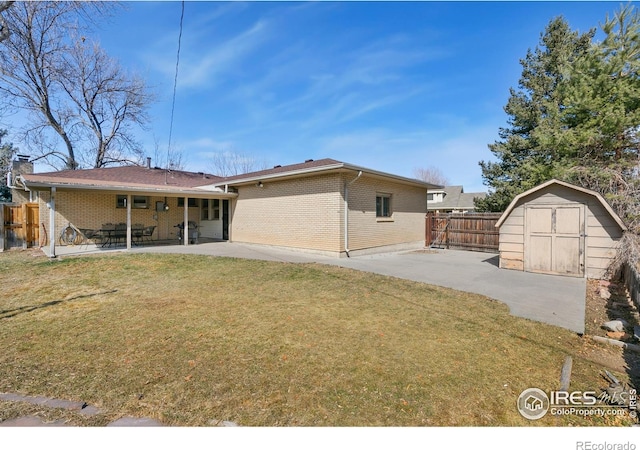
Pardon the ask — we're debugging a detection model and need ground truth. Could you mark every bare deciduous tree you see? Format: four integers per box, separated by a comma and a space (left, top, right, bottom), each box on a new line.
0, 128, 16, 201
413, 166, 449, 186
0, 1, 13, 42
60, 37, 153, 168
152, 136, 186, 171
0, 2, 152, 170
208, 150, 270, 177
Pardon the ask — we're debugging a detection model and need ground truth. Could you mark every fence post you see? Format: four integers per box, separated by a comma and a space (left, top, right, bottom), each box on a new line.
425, 213, 432, 247
626, 263, 640, 311
445, 216, 450, 249
21, 203, 27, 249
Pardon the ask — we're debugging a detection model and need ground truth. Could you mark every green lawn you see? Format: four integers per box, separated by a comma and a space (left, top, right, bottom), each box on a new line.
0, 250, 634, 426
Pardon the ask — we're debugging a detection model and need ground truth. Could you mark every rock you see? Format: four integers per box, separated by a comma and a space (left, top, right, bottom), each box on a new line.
107, 416, 164, 427
599, 280, 611, 288
606, 331, 626, 340
635, 326, 640, 341
602, 319, 629, 332
219, 421, 239, 427
599, 288, 612, 300
209, 419, 239, 427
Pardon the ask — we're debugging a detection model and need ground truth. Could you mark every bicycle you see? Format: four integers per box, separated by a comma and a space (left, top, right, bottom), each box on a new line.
58, 223, 84, 246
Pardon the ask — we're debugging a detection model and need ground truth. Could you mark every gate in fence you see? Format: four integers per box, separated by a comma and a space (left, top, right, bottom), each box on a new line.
1, 203, 40, 251
425, 212, 501, 253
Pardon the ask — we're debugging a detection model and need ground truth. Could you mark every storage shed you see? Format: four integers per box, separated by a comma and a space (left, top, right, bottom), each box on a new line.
496, 179, 627, 279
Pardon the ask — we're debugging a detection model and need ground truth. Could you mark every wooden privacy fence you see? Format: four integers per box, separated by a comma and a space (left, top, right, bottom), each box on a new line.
425, 212, 501, 253
622, 262, 640, 311
1, 203, 40, 251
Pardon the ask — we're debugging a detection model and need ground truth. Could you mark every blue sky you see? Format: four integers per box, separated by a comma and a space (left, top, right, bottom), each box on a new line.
23, 2, 637, 191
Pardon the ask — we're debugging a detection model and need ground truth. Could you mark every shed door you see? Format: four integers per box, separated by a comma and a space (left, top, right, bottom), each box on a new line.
525, 204, 585, 277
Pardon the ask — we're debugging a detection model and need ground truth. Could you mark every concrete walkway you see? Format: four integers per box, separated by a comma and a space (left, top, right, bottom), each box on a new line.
133, 242, 587, 334
0, 392, 238, 427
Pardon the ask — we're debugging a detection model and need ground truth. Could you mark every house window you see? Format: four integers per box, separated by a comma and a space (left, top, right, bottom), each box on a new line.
212, 199, 220, 220
427, 193, 434, 201
178, 198, 198, 207
201, 199, 209, 220
132, 196, 149, 209
116, 195, 149, 209
376, 193, 392, 218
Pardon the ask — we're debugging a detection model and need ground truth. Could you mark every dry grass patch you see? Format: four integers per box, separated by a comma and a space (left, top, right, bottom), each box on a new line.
0, 250, 635, 426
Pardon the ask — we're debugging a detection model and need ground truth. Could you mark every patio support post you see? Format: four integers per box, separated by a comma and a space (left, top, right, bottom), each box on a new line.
126, 194, 132, 250
49, 186, 56, 258
183, 196, 188, 246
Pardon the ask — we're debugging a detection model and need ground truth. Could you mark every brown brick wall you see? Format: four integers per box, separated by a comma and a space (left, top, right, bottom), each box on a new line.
231, 172, 427, 255
231, 173, 344, 253
10, 189, 31, 204
344, 174, 427, 251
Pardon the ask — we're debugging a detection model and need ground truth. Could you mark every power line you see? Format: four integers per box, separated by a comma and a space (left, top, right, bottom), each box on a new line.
166, 0, 184, 177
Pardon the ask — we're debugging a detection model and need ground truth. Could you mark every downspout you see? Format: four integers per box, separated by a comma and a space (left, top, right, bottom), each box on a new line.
344, 170, 362, 257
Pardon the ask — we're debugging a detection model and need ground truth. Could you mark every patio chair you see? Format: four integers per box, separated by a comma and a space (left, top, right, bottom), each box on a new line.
142, 225, 156, 243
99, 223, 116, 247
132, 224, 145, 245
115, 223, 127, 246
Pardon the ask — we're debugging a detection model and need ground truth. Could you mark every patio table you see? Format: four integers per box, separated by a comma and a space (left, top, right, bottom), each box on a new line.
98, 225, 145, 247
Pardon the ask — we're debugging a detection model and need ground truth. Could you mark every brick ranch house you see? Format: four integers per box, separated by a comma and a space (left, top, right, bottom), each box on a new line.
9, 158, 438, 258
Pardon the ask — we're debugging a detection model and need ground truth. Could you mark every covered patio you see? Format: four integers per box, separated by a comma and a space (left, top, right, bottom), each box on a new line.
12, 165, 236, 258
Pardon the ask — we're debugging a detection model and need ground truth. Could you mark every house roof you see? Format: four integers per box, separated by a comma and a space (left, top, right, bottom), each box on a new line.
427, 186, 486, 211
495, 179, 628, 230
17, 158, 440, 194
19, 165, 231, 197
212, 158, 440, 190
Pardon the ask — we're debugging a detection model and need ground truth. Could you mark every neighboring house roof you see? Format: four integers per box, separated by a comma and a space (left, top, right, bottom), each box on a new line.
427, 186, 486, 211
495, 178, 627, 230
18, 166, 230, 197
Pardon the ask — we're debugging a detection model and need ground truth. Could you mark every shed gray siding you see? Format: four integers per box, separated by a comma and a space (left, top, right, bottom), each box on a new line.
498, 182, 624, 279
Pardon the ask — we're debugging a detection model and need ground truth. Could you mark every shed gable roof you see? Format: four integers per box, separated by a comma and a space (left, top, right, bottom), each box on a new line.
495, 179, 627, 231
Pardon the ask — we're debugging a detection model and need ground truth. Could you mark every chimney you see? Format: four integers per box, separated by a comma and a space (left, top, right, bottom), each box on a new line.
147, 157, 152, 169
9, 156, 33, 188
11, 155, 33, 185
